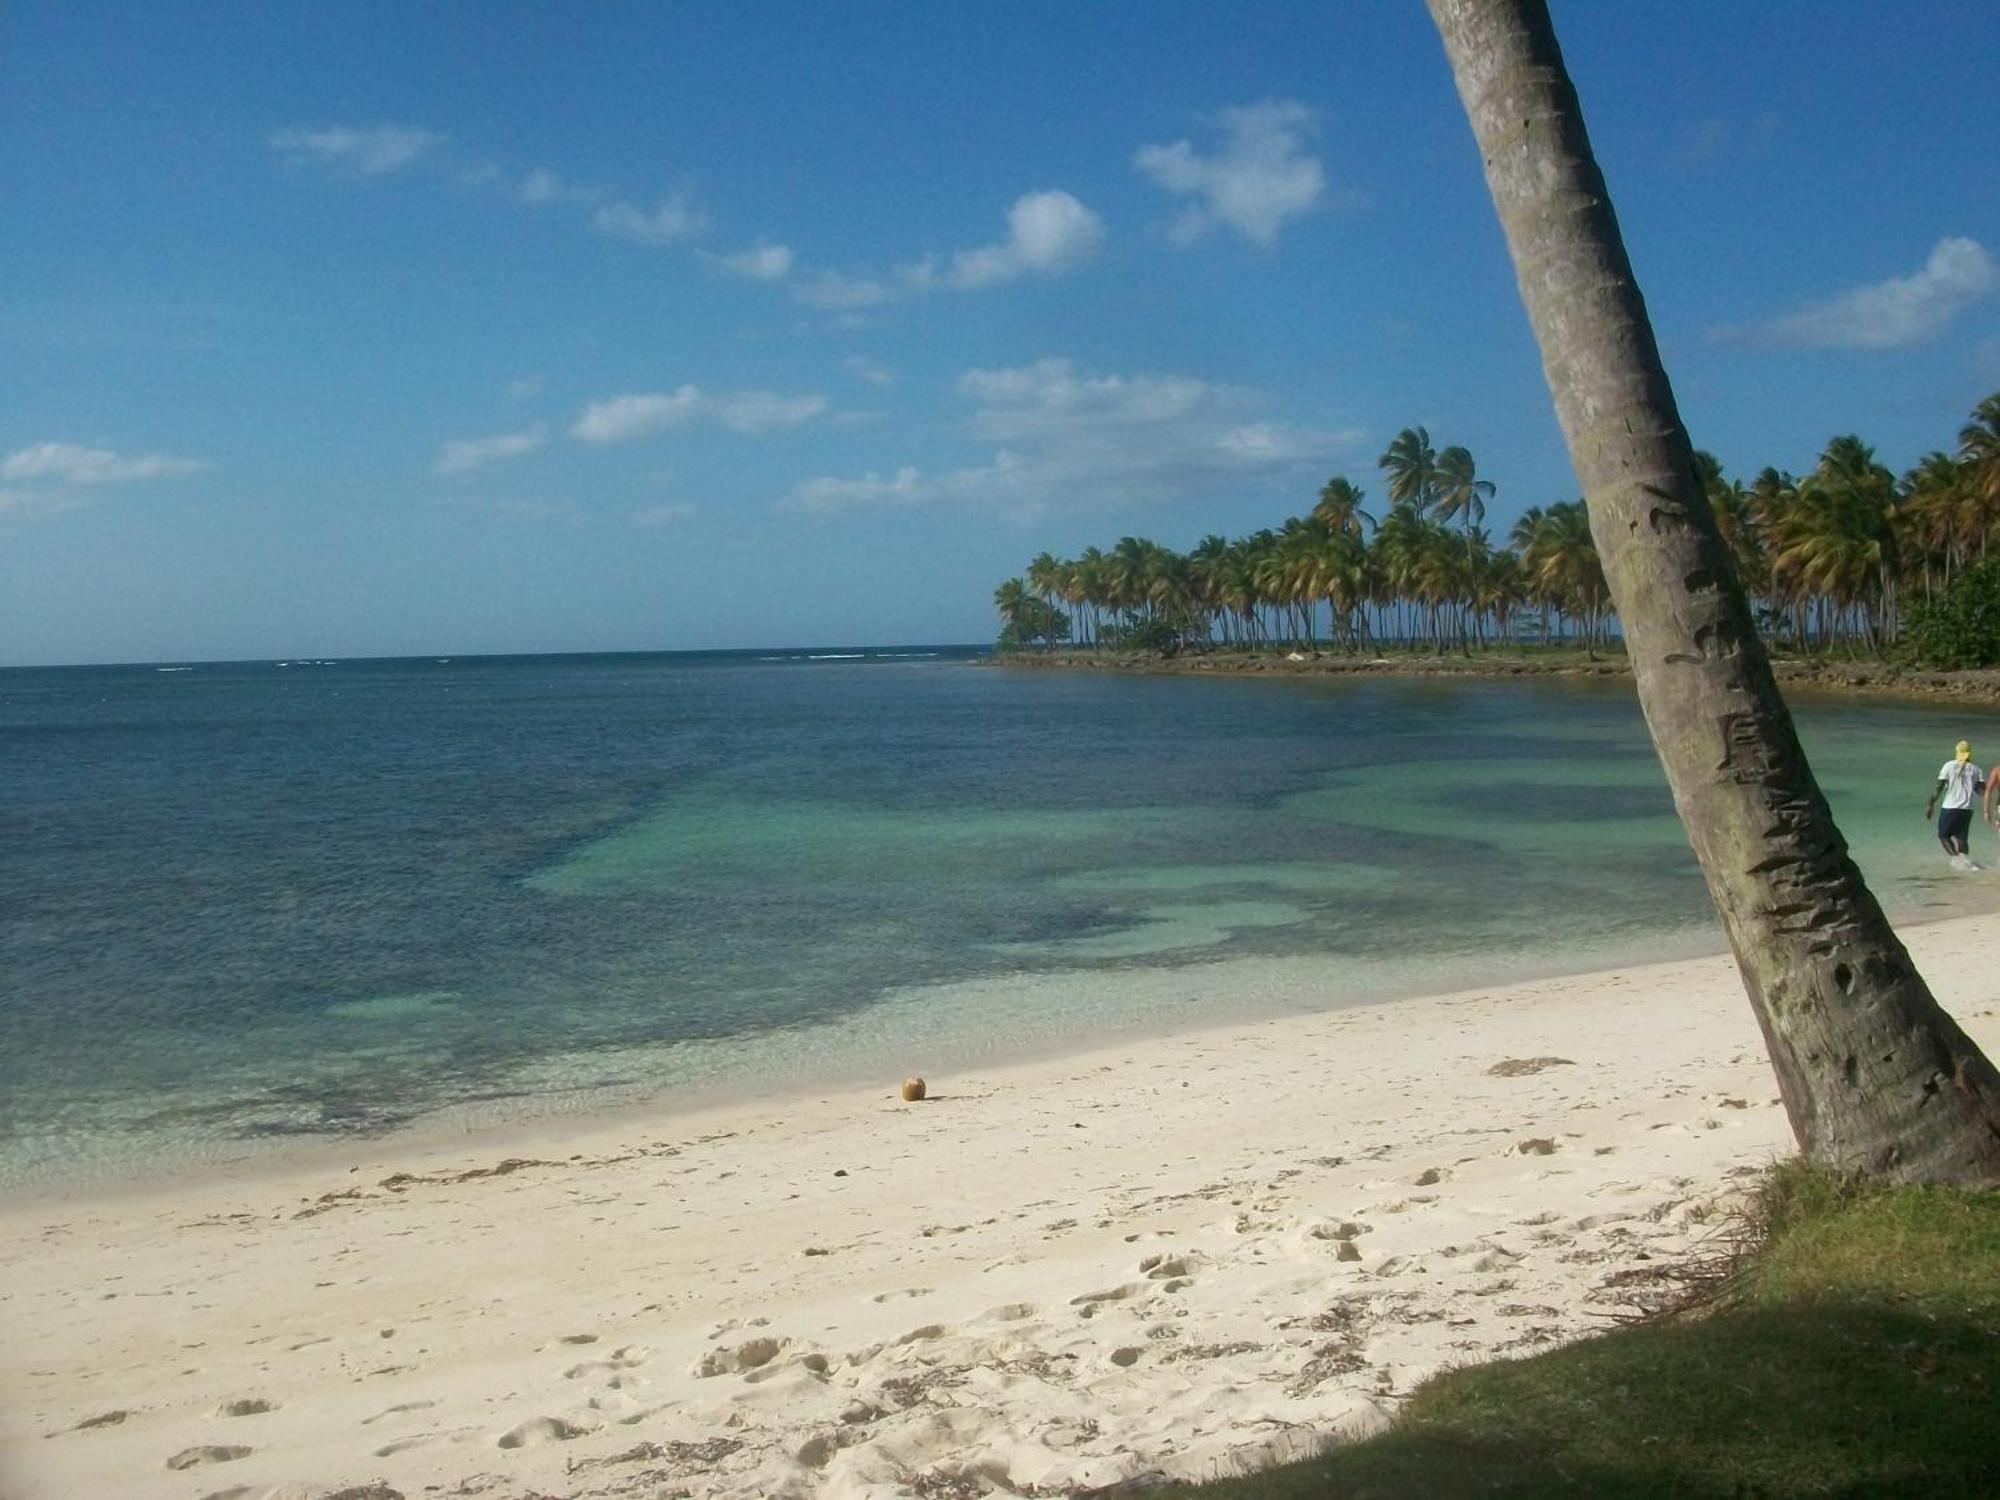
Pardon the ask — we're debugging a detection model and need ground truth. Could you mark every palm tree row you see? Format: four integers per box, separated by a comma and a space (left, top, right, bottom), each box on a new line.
996, 425, 1605, 654
994, 393, 2000, 659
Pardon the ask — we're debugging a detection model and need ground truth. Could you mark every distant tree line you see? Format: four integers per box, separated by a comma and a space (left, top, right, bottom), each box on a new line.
994, 394, 2000, 664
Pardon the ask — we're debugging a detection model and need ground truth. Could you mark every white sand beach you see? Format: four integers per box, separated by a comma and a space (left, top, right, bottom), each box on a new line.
6, 913, 1998, 1500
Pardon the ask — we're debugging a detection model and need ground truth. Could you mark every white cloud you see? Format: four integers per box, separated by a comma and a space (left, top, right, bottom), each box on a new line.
719, 242, 795, 280
1135, 100, 1325, 247
630, 502, 699, 527
269, 125, 442, 176
940, 190, 1105, 289
843, 356, 895, 387
595, 195, 707, 246
785, 190, 1102, 308
782, 357, 1354, 518
0, 442, 203, 523
572, 387, 827, 443
1, 442, 204, 484
788, 467, 925, 513
1724, 237, 1997, 349
572, 388, 706, 443
432, 424, 547, 477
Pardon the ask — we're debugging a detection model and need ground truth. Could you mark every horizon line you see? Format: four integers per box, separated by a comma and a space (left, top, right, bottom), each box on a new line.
0, 642, 996, 673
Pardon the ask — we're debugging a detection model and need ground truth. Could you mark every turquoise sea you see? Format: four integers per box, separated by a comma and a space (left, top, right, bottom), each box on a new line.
1, 649, 1988, 1190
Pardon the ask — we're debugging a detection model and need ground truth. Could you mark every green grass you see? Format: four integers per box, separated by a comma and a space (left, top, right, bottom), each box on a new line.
1164, 1163, 2000, 1499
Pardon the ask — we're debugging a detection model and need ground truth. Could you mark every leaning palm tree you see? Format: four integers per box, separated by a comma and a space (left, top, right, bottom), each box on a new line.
1429, 0, 2000, 1183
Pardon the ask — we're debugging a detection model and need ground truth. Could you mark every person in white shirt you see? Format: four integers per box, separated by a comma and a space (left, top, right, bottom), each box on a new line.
1925, 739, 1984, 870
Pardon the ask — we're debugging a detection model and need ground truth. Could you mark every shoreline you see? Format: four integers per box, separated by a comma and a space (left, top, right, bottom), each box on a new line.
8, 913, 1999, 1498
987, 646, 2000, 705
0, 918, 1740, 1211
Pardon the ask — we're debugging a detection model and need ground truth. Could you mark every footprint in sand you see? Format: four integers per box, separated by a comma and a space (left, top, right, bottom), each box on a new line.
871, 1287, 935, 1303
362, 1399, 437, 1425
692, 1336, 787, 1377
165, 1445, 252, 1470
215, 1398, 277, 1418
497, 1415, 595, 1449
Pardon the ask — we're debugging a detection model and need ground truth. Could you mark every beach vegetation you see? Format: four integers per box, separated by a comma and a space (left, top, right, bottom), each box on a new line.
993, 577, 1071, 651
1168, 1163, 2000, 1499
994, 399, 2000, 665
1905, 556, 2000, 669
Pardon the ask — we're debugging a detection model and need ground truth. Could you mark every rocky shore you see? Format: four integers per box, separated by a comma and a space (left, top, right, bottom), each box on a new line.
990, 647, 2000, 705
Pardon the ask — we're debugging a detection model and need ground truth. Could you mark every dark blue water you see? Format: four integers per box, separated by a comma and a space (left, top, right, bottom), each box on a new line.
0, 650, 1975, 1186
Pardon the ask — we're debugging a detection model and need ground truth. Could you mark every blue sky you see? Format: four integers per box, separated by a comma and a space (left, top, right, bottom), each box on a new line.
3, 2, 1996, 666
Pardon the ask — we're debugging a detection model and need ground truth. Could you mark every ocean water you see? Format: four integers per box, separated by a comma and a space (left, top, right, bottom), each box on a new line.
0, 649, 1985, 1189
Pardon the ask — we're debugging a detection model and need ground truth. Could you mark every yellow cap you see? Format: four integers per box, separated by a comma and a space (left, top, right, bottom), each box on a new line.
1957, 740, 1973, 760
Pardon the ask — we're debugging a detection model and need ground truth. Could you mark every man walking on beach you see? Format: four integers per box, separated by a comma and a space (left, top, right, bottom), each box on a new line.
1926, 739, 1984, 871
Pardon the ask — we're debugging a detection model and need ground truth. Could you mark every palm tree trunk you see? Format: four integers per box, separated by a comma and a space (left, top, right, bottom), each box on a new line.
1430, 0, 2000, 1185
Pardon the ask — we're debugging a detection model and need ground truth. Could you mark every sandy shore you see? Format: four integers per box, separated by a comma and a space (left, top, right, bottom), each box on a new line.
6, 916, 1999, 1500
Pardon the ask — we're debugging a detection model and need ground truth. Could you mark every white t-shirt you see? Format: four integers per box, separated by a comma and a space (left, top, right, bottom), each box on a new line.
1937, 760, 1985, 810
